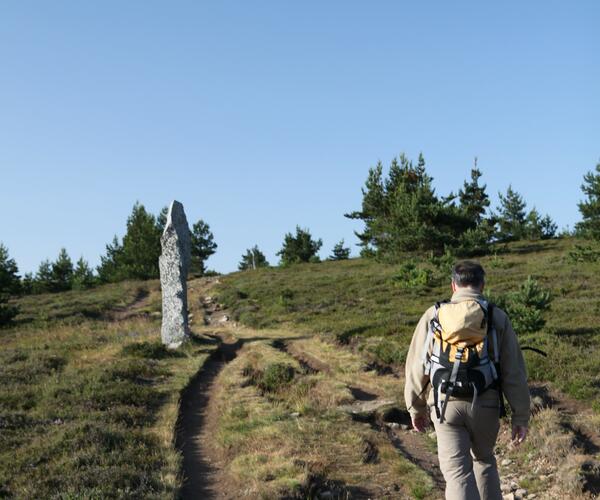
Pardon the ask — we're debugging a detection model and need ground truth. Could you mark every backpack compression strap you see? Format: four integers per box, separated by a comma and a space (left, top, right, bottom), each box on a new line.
438, 345, 466, 423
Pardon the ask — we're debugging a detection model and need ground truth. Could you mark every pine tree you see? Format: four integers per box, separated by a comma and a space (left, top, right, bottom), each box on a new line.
238, 245, 269, 270
458, 162, 490, 225
156, 206, 169, 234
525, 208, 557, 240
346, 154, 463, 257
379, 154, 444, 254
277, 226, 323, 265
51, 248, 74, 292
33, 259, 53, 294
72, 257, 96, 290
120, 202, 162, 280
0, 243, 20, 326
330, 239, 351, 260
97, 236, 124, 283
190, 219, 217, 275
576, 161, 600, 240
496, 185, 527, 241
0, 243, 21, 295
21, 272, 34, 295
345, 161, 386, 250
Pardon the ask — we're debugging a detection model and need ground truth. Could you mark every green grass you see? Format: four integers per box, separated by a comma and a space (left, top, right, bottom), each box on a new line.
13, 280, 159, 324
216, 237, 600, 409
0, 279, 214, 498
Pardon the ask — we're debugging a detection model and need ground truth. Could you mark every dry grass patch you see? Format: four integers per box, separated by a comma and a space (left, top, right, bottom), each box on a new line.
210, 339, 435, 498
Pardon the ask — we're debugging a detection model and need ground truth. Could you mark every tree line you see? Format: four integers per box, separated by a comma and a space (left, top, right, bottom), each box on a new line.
2, 157, 600, 327
345, 154, 563, 259
0, 202, 217, 300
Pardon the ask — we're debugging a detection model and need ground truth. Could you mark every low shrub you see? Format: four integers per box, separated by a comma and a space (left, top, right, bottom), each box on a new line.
487, 276, 552, 334
392, 261, 434, 289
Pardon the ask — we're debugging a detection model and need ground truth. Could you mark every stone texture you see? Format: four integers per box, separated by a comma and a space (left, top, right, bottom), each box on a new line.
159, 200, 191, 348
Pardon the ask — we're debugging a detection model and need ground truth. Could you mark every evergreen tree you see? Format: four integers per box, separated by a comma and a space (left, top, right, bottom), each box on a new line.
277, 226, 323, 265
72, 257, 96, 290
496, 185, 527, 241
0, 243, 21, 295
346, 154, 454, 256
525, 208, 557, 240
190, 219, 217, 275
33, 259, 53, 294
51, 248, 74, 292
156, 206, 169, 234
330, 239, 351, 260
238, 245, 269, 270
97, 236, 125, 283
21, 272, 34, 295
576, 161, 600, 240
458, 162, 490, 225
0, 243, 20, 326
345, 161, 386, 250
120, 202, 162, 280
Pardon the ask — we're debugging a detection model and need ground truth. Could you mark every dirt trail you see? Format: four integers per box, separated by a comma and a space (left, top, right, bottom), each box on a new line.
176, 283, 599, 499
111, 288, 151, 321
274, 337, 446, 495
175, 333, 241, 499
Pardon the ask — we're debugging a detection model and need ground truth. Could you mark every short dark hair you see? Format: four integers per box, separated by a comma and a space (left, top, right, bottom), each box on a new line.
452, 260, 485, 288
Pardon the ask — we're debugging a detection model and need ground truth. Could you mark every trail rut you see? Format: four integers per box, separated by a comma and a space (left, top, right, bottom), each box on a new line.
175, 334, 241, 499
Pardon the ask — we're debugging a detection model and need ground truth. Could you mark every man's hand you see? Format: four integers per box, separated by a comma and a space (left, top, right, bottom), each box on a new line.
411, 415, 429, 433
511, 425, 528, 445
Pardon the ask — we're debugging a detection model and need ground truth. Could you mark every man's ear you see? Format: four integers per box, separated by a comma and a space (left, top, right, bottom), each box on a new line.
480, 283, 485, 293
451, 281, 457, 292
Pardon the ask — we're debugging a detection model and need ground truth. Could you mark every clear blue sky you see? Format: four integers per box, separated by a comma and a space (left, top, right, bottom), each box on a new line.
1, 1, 598, 274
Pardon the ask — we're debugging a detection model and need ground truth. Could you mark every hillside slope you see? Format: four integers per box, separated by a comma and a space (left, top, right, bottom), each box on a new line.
214, 237, 600, 498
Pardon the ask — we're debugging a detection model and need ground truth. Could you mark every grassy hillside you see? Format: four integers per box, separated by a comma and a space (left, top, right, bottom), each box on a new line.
2, 236, 599, 499
216, 237, 600, 411
0, 279, 216, 498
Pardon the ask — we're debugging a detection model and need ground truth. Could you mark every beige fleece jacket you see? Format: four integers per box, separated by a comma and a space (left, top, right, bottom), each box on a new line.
403, 287, 531, 427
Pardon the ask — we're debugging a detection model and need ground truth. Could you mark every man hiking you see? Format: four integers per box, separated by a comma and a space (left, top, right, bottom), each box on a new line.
404, 260, 530, 500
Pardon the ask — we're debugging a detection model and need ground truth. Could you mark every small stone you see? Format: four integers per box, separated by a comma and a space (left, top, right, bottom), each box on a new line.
290, 412, 300, 418
502, 458, 513, 466
501, 483, 511, 493
514, 489, 528, 500
527, 494, 537, 499
510, 481, 519, 491
399, 423, 410, 431
319, 491, 333, 499
219, 315, 230, 323
503, 494, 515, 500
386, 422, 400, 429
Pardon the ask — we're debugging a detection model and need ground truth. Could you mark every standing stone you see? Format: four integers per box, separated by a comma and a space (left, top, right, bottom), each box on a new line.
159, 200, 191, 348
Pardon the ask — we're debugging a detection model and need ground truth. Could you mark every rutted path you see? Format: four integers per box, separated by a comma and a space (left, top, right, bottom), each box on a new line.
176, 281, 600, 499
175, 333, 241, 498
271, 336, 446, 496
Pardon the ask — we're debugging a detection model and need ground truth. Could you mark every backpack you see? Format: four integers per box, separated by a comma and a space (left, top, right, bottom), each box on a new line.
422, 299, 500, 423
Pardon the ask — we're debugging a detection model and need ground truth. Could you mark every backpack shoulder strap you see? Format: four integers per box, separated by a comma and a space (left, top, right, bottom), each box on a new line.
421, 300, 449, 369
487, 303, 499, 363
486, 302, 507, 417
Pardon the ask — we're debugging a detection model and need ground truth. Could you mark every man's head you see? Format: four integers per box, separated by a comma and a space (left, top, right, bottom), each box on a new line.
451, 260, 485, 292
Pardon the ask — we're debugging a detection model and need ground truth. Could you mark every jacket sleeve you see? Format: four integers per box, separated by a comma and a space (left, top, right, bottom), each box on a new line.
498, 312, 530, 427
404, 309, 431, 420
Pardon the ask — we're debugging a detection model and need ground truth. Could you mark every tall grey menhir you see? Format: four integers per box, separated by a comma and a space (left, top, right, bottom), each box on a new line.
159, 200, 191, 348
